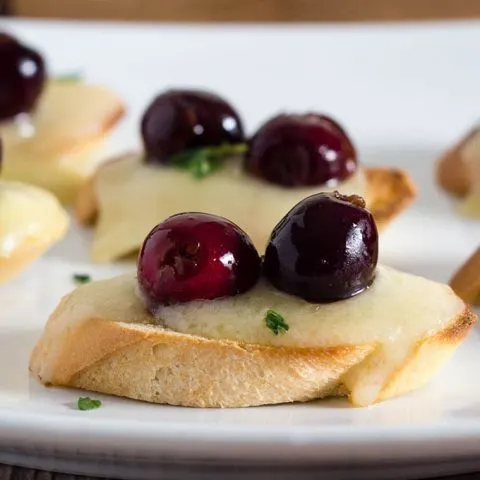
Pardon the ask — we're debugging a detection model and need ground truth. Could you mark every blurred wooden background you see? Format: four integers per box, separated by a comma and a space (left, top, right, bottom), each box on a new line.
8, 0, 480, 22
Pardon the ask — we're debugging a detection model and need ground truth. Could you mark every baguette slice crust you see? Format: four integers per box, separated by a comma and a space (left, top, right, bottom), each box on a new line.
364, 167, 416, 230
450, 247, 480, 307
74, 159, 416, 261
30, 275, 475, 408
437, 127, 479, 197
437, 127, 480, 218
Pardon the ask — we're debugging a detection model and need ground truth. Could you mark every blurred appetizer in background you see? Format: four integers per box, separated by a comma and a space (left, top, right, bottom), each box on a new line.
437, 125, 480, 218
32, 193, 475, 408
76, 88, 416, 262
0, 139, 68, 284
0, 32, 125, 204
450, 247, 480, 307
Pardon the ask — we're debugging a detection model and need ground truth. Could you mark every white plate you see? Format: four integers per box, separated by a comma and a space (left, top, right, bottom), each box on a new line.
1, 19, 480, 480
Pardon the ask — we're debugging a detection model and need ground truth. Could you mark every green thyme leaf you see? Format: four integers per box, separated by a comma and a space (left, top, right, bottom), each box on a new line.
210, 143, 248, 157
73, 273, 91, 285
265, 309, 289, 335
171, 143, 247, 179
54, 71, 83, 83
190, 150, 221, 179
77, 396, 102, 411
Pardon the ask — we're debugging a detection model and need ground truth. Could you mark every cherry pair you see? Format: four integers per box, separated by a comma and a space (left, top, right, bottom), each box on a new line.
138, 192, 378, 309
142, 90, 356, 187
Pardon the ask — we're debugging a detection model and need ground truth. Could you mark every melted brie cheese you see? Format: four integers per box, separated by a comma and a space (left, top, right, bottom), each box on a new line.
0, 81, 122, 204
75, 265, 464, 405
0, 180, 68, 266
155, 266, 460, 349
458, 130, 480, 218
92, 153, 367, 262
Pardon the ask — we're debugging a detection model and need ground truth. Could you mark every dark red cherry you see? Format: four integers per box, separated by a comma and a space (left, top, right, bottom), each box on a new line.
138, 212, 261, 307
141, 89, 245, 164
245, 113, 357, 187
264, 192, 378, 303
0, 33, 16, 44
0, 32, 46, 120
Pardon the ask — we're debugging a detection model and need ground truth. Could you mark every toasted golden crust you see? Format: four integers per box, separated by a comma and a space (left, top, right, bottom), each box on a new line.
74, 176, 97, 225
29, 282, 475, 408
436, 304, 478, 342
437, 128, 479, 197
365, 167, 417, 230
75, 166, 416, 232
437, 145, 469, 197
450, 248, 480, 307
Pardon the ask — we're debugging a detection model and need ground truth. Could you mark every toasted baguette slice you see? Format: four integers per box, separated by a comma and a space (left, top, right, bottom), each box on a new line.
437, 127, 479, 197
0, 81, 125, 204
74, 153, 416, 262
0, 180, 69, 283
437, 127, 480, 218
30, 269, 475, 408
450, 247, 480, 307
364, 167, 416, 230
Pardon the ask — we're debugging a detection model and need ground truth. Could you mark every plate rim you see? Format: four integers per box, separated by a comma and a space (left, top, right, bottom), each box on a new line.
3, 410, 480, 463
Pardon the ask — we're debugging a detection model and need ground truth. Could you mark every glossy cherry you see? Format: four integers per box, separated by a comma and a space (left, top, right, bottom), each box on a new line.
141, 89, 245, 164
264, 192, 378, 303
0, 32, 46, 120
137, 212, 261, 307
245, 113, 357, 187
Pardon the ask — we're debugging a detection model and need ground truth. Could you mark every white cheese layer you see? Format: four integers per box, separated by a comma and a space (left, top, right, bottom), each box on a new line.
92, 153, 367, 262
0, 180, 69, 259
155, 265, 461, 349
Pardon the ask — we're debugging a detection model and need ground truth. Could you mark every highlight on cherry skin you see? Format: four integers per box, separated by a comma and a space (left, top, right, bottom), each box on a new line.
141, 89, 245, 164
0, 32, 46, 120
244, 113, 357, 187
264, 191, 379, 303
137, 212, 262, 309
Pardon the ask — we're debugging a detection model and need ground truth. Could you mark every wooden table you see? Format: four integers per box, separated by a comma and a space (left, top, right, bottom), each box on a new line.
1, 464, 480, 480
8, 0, 480, 22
